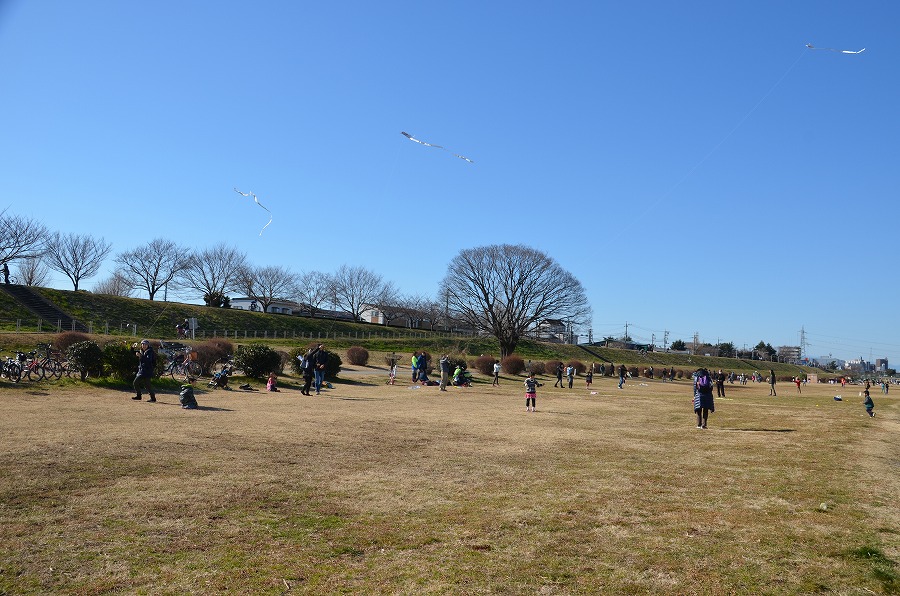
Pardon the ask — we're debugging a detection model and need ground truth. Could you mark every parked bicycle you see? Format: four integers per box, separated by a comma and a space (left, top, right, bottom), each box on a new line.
17, 351, 45, 382
36, 343, 64, 380
160, 344, 202, 381
1, 351, 22, 383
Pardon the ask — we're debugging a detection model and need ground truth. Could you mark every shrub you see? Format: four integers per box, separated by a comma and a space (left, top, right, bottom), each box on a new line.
474, 355, 497, 376
502, 354, 525, 376
55, 331, 91, 354
274, 350, 290, 374
234, 344, 282, 379
194, 339, 233, 376
529, 361, 546, 375
629, 366, 639, 378
545, 360, 563, 377
566, 360, 585, 375
66, 340, 103, 381
102, 341, 139, 380
346, 346, 369, 366
676, 369, 684, 379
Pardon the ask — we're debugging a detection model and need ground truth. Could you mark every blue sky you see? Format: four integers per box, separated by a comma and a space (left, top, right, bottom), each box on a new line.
1, 1, 896, 364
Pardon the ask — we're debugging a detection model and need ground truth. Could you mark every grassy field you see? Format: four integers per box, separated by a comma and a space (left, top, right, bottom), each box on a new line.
1, 367, 897, 594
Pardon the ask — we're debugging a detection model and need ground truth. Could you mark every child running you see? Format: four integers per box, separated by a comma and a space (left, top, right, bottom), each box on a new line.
585, 369, 593, 389
524, 372, 542, 412
864, 382, 875, 417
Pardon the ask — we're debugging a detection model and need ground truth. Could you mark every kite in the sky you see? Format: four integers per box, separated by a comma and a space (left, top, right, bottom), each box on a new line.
233, 188, 273, 235
805, 43, 866, 54
401, 131, 473, 164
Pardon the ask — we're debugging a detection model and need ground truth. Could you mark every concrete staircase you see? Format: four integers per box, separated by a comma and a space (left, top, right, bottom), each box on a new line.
0, 284, 88, 332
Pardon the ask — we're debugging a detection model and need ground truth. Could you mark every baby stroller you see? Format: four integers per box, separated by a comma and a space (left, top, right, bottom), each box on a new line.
208, 361, 233, 389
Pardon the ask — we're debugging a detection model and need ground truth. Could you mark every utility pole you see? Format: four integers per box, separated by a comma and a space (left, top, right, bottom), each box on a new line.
651, 333, 656, 351
624, 321, 628, 341
663, 330, 669, 352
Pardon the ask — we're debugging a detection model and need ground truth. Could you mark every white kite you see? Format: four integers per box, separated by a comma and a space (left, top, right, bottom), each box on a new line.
401, 131, 474, 164
233, 188, 273, 235
806, 43, 866, 54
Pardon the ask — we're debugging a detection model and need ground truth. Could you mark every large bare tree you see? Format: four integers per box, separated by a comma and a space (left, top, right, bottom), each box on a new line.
15, 256, 51, 287
179, 243, 247, 306
43, 232, 112, 291
294, 270, 333, 317
115, 238, 187, 300
0, 209, 48, 263
231, 265, 296, 312
330, 265, 397, 322
439, 244, 591, 358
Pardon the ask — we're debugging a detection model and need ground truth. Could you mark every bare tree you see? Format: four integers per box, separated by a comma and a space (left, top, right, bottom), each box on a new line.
294, 270, 333, 317
330, 265, 397, 322
0, 209, 48, 263
375, 293, 413, 326
231, 265, 296, 312
115, 238, 187, 300
15, 256, 50, 287
179, 243, 247, 306
439, 244, 591, 358
93, 271, 134, 297
43, 232, 112, 291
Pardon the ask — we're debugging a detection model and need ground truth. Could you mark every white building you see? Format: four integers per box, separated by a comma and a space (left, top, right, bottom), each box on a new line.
230, 297, 300, 315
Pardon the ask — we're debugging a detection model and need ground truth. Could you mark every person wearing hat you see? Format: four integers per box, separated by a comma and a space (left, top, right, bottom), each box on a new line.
132, 340, 157, 402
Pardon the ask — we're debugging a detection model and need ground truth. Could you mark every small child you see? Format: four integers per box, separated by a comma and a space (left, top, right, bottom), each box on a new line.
388, 360, 397, 385
524, 372, 542, 412
267, 372, 279, 392
864, 390, 875, 417
585, 369, 593, 389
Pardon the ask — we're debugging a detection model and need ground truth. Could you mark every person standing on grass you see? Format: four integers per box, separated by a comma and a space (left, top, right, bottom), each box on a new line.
312, 344, 328, 395
300, 347, 315, 395
132, 339, 156, 402
585, 368, 593, 389
769, 369, 777, 396
491, 360, 501, 386
554, 362, 564, 388
795, 377, 802, 394
566, 365, 575, 388
439, 354, 451, 391
524, 372, 542, 412
715, 369, 726, 397
618, 364, 627, 389
693, 367, 715, 429
411, 352, 420, 384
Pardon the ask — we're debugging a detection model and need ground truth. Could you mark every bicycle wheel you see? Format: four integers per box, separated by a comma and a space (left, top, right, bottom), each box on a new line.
5, 363, 22, 383
23, 363, 45, 382
44, 360, 63, 380
171, 362, 187, 380
186, 361, 202, 378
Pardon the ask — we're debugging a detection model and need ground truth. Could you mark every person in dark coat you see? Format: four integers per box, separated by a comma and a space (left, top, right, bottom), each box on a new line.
693, 368, 715, 429
132, 340, 157, 402
312, 344, 329, 395
554, 363, 564, 388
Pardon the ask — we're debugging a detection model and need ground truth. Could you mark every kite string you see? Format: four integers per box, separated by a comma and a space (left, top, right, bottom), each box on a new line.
600, 47, 808, 250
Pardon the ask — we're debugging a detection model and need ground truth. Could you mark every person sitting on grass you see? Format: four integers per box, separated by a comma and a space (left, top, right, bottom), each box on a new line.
267, 372, 279, 392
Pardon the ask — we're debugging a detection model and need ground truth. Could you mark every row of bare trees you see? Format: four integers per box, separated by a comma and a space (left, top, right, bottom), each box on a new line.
2, 211, 592, 354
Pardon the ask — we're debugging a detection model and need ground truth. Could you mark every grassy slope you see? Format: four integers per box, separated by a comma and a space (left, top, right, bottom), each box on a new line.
0, 287, 828, 379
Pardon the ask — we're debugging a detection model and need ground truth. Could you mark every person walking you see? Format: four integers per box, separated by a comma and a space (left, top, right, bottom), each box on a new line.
618, 364, 626, 389
554, 362, 564, 388
132, 340, 157, 402
795, 377, 802, 394
524, 372, 542, 412
585, 368, 593, 389
312, 344, 328, 395
439, 354, 451, 391
769, 369, 777, 396
693, 367, 715, 429
492, 360, 501, 386
864, 386, 876, 417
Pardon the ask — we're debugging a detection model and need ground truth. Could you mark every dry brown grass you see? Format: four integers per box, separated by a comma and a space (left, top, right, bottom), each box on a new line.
1, 373, 898, 594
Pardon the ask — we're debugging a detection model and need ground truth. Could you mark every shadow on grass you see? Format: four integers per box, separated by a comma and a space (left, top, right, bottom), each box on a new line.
321, 395, 384, 402
720, 428, 795, 433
